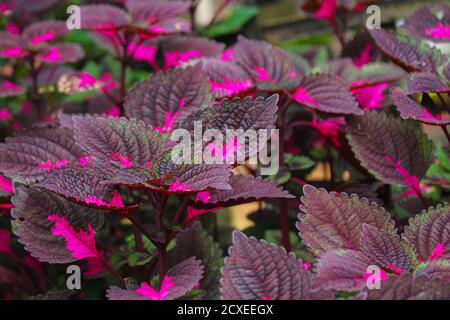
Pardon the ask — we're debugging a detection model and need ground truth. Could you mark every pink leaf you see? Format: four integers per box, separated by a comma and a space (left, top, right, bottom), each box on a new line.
38, 47, 61, 62
425, 24, 450, 39
185, 206, 223, 223
163, 50, 202, 69
127, 42, 157, 65
351, 82, 388, 109
292, 87, 319, 106
136, 276, 174, 300
0, 108, 12, 120
0, 176, 13, 193
428, 243, 445, 262
209, 79, 252, 97
31, 31, 55, 45
48, 215, 101, 260
314, 0, 337, 22
0, 47, 25, 57
86, 256, 107, 276
221, 49, 234, 61
78, 72, 97, 88
353, 43, 373, 67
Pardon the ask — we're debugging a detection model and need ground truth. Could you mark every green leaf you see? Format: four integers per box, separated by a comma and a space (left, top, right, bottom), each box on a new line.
83, 61, 102, 78
128, 252, 153, 267
427, 142, 450, 189
206, 5, 258, 38
285, 154, 315, 171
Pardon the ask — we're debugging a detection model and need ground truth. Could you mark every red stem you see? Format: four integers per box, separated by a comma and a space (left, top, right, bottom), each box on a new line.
277, 97, 292, 252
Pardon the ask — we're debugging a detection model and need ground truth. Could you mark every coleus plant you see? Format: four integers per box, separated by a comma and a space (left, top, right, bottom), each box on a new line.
0, 0, 449, 300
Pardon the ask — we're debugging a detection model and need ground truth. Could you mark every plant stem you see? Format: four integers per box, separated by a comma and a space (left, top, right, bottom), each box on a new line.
171, 196, 190, 225
205, 0, 229, 30
103, 260, 125, 286
126, 213, 155, 243
28, 55, 43, 120
156, 196, 168, 283
131, 213, 145, 252
277, 97, 292, 252
441, 125, 450, 145
189, 0, 198, 33
412, 185, 429, 208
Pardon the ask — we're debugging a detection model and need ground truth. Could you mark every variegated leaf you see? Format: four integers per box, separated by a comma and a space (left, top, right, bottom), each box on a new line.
416, 260, 450, 283
220, 231, 311, 300
10, 184, 104, 263
361, 224, 415, 274
200, 57, 253, 98
346, 110, 434, 185
36, 43, 85, 64
35, 162, 123, 210
124, 64, 210, 130
73, 116, 162, 168
391, 88, 450, 125
297, 185, 396, 256
169, 221, 223, 299
407, 72, 449, 94
367, 274, 450, 300
313, 249, 373, 292
79, 4, 129, 30
292, 74, 363, 115
205, 175, 294, 204
0, 127, 85, 183
402, 204, 450, 261
22, 20, 68, 44
107, 257, 203, 300
126, 0, 190, 24
369, 28, 447, 73
233, 36, 300, 91
402, 4, 450, 43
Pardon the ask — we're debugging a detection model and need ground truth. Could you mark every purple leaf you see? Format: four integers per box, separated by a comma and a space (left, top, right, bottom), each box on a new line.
346, 110, 434, 186
416, 260, 450, 283
179, 94, 279, 134
9, 0, 59, 13
291, 74, 363, 115
221, 231, 311, 300
297, 184, 396, 255
22, 20, 68, 45
169, 221, 223, 299
402, 4, 450, 42
79, 4, 129, 30
0, 127, 85, 182
107, 257, 203, 300
162, 36, 225, 69
35, 162, 125, 210
368, 28, 447, 73
313, 249, 373, 292
125, 0, 190, 24
391, 88, 450, 125
124, 64, 210, 131
205, 175, 294, 204
73, 116, 162, 168
344, 62, 406, 86
361, 224, 415, 274
402, 204, 450, 262
233, 36, 300, 91
407, 72, 449, 94
36, 43, 84, 64
106, 161, 231, 193
200, 57, 253, 98
0, 32, 25, 57
10, 184, 104, 263
367, 274, 450, 300
0, 81, 25, 97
